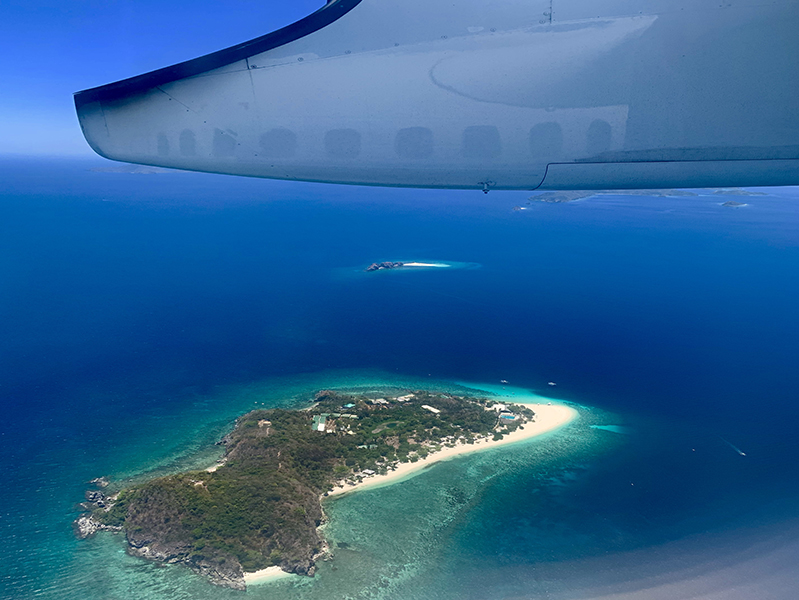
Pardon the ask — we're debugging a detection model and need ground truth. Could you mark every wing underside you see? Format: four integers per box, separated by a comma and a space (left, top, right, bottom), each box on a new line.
75, 0, 799, 190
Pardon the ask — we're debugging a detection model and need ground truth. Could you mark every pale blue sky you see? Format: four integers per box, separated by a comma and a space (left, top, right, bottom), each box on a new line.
0, 1, 323, 155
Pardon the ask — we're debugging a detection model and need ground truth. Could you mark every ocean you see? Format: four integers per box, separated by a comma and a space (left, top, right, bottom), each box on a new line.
1, 156, 798, 599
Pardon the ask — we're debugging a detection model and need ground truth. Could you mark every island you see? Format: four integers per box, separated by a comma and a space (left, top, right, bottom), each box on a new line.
75, 390, 575, 589
365, 261, 451, 272
527, 189, 700, 204
713, 188, 766, 197
365, 261, 404, 271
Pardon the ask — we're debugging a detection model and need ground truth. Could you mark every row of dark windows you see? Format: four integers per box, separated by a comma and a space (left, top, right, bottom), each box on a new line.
164, 121, 612, 160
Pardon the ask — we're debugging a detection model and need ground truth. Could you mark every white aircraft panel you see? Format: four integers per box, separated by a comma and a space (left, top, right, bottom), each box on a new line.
75, 0, 799, 190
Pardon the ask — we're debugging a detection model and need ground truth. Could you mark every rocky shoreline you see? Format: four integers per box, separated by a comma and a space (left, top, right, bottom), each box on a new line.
74, 482, 308, 590
73, 512, 122, 539
75, 506, 244, 587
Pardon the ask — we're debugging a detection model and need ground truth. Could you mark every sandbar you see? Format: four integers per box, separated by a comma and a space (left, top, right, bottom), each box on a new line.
326, 402, 577, 498
403, 262, 450, 267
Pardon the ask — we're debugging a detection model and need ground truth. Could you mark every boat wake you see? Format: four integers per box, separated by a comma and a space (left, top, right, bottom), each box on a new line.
719, 436, 746, 456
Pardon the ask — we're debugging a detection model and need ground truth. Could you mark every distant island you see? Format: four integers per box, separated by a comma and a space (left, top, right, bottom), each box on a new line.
365, 261, 451, 272
525, 188, 767, 206
527, 189, 700, 204
366, 261, 404, 271
713, 188, 766, 197
75, 390, 575, 589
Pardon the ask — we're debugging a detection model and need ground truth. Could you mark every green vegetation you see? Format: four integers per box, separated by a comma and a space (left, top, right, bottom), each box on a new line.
89, 390, 532, 583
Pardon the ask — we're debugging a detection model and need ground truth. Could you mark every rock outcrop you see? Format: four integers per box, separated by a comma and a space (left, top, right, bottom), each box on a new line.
73, 513, 122, 539
365, 261, 404, 272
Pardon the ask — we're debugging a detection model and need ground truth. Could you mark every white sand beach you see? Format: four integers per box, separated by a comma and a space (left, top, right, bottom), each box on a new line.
326, 402, 577, 498
243, 565, 296, 585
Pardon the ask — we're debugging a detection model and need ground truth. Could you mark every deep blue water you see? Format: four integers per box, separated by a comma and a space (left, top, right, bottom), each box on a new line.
2, 156, 799, 599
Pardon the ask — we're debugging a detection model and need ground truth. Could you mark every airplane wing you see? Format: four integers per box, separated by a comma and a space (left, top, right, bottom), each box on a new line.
75, 0, 799, 191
